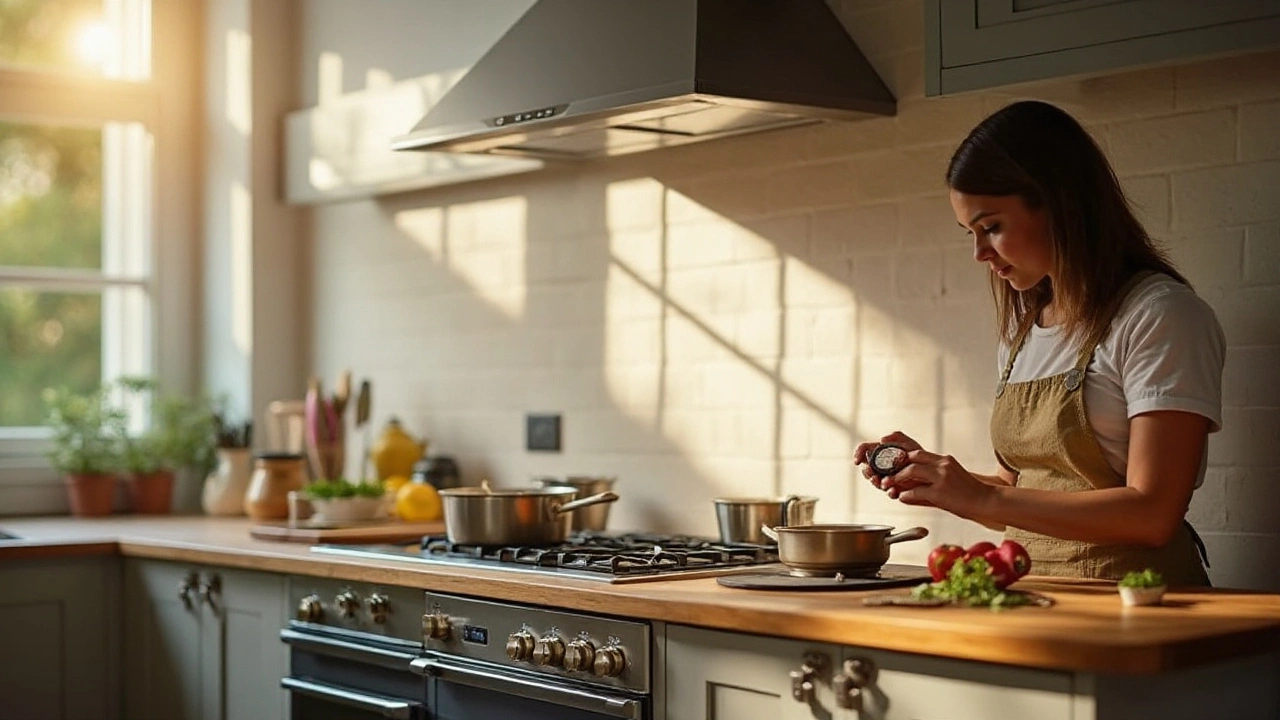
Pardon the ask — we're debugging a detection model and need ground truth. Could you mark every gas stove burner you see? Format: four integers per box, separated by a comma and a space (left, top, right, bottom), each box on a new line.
418, 530, 778, 578
314, 530, 783, 583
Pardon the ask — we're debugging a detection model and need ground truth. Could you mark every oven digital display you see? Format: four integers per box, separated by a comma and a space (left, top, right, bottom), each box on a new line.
462, 625, 489, 645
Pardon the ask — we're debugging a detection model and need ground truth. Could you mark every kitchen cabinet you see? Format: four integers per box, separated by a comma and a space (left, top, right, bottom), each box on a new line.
0, 556, 120, 720
665, 624, 840, 720
665, 624, 1073, 720
926, 0, 1280, 96
122, 559, 289, 720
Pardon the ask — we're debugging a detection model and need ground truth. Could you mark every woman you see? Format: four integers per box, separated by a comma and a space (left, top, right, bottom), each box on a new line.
855, 100, 1224, 585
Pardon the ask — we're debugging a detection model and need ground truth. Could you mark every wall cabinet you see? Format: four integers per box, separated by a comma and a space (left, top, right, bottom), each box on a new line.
122, 559, 289, 720
926, 0, 1280, 95
0, 556, 120, 720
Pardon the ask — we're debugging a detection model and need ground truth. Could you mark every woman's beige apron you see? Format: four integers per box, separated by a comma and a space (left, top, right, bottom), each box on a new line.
990, 274, 1209, 585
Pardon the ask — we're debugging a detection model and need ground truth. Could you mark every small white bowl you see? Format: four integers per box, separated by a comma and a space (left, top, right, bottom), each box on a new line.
1119, 585, 1167, 607
308, 496, 388, 523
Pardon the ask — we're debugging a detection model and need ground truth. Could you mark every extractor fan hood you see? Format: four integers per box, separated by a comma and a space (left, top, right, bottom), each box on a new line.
392, 0, 895, 160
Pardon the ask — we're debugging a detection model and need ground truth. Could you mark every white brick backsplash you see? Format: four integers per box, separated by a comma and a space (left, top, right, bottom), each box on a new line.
899, 194, 963, 247
1240, 100, 1280, 161
1222, 347, 1280, 408
1106, 109, 1237, 175
1166, 228, 1245, 292
1173, 161, 1280, 229
1244, 224, 1280, 286
1176, 50, 1280, 111
311, 43, 1280, 590
1119, 175, 1171, 233
1214, 287, 1280, 347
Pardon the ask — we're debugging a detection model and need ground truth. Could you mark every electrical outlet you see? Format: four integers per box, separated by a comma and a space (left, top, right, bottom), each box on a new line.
526, 413, 561, 452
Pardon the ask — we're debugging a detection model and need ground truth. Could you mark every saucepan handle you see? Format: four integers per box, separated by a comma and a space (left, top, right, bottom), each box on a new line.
554, 491, 619, 515
779, 495, 801, 526
884, 526, 929, 545
759, 524, 780, 543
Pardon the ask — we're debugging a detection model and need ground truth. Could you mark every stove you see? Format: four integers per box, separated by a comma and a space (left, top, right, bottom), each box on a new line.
311, 530, 781, 583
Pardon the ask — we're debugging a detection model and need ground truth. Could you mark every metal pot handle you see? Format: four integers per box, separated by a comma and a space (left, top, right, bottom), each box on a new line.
759, 524, 780, 542
779, 495, 801, 526
884, 526, 929, 545
553, 491, 620, 515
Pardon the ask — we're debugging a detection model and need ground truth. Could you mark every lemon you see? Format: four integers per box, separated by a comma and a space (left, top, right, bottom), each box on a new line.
382, 475, 410, 495
394, 482, 442, 522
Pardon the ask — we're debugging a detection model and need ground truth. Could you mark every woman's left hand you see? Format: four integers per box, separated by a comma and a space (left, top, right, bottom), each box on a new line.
881, 449, 994, 520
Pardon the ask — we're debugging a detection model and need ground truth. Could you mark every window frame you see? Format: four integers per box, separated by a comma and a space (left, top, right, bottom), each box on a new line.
0, 0, 200, 513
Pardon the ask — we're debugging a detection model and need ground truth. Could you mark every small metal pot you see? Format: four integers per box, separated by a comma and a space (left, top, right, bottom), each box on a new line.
532, 475, 617, 531
440, 486, 619, 546
762, 524, 929, 576
713, 496, 817, 544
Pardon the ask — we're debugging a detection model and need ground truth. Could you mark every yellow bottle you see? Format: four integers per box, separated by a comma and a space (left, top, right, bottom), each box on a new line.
371, 417, 427, 481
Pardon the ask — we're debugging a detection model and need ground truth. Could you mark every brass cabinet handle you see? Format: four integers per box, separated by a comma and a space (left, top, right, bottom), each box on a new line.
834, 657, 877, 711
789, 651, 829, 703
177, 572, 199, 610
198, 573, 221, 610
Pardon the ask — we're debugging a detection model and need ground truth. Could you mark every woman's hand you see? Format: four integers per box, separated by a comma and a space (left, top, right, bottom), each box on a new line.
854, 431, 925, 491
883, 449, 995, 521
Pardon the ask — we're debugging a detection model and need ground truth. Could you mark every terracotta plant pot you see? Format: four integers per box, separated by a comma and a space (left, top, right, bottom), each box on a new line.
128, 470, 175, 514
64, 472, 118, 516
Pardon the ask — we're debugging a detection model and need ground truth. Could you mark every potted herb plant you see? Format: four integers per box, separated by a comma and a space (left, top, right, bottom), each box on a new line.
1118, 568, 1166, 606
117, 377, 218, 514
201, 409, 254, 516
303, 478, 388, 523
42, 385, 127, 516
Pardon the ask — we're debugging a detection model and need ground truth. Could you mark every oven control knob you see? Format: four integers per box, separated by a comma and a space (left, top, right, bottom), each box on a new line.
296, 595, 324, 622
505, 631, 535, 661
532, 636, 565, 667
424, 611, 451, 641
563, 639, 596, 672
335, 591, 360, 619
593, 646, 626, 678
365, 593, 390, 624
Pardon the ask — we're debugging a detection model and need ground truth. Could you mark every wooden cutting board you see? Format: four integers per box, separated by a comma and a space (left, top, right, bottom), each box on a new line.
249, 519, 445, 543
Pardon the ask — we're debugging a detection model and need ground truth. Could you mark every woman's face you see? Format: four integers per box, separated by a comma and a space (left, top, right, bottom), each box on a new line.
949, 190, 1054, 292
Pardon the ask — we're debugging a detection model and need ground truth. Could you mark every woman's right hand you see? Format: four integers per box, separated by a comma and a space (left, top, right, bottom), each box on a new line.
854, 431, 925, 490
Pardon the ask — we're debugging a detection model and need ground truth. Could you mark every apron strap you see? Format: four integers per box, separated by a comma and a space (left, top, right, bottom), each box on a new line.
996, 307, 1042, 396
1183, 519, 1212, 571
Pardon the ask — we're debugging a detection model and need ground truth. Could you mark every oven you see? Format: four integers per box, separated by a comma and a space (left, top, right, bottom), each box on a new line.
282, 581, 651, 720
414, 592, 650, 720
282, 580, 426, 720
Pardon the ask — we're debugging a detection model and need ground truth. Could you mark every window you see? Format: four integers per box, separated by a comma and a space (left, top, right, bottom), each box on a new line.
0, 0, 195, 511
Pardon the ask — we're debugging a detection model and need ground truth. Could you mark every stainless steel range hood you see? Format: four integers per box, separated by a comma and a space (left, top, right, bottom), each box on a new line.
392, 0, 895, 160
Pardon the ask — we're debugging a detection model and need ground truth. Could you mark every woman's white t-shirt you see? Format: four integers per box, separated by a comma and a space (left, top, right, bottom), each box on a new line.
997, 273, 1225, 488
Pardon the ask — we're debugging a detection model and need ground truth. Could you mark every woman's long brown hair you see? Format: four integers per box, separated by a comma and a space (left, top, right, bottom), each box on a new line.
945, 100, 1187, 344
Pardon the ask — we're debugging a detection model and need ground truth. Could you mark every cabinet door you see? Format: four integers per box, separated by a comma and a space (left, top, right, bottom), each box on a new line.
927, 0, 1280, 95
0, 556, 120, 720
123, 559, 206, 720
835, 646, 1075, 720
665, 624, 839, 720
209, 567, 289, 720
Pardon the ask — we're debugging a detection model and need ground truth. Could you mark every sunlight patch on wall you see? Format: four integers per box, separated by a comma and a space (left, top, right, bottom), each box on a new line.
224, 28, 251, 135
393, 197, 528, 319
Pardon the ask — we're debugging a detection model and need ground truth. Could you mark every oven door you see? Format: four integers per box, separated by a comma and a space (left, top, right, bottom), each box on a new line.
412, 655, 649, 720
281, 628, 427, 720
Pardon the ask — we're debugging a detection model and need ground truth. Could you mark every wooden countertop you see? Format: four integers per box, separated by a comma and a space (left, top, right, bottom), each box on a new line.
3, 515, 1278, 675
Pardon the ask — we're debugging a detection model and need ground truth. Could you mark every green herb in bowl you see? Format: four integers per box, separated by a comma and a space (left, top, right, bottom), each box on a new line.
305, 478, 385, 499
1118, 568, 1166, 606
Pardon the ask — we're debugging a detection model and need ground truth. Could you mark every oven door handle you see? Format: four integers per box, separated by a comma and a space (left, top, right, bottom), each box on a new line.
280, 628, 418, 670
410, 656, 644, 720
281, 676, 421, 719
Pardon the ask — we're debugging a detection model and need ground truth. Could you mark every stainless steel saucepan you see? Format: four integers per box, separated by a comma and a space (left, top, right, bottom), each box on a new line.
713, 495, 817, 544
761, 523, 929, 576
440, 486, 619, 545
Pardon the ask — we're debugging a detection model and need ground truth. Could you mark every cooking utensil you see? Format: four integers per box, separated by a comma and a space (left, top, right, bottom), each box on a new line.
440, 486, 620, 545
533, 475, 617, 531
762, 523, 929, 576
714, 495, 816, 544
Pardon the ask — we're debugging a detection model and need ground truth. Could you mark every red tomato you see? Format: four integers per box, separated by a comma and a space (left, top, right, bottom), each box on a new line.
983, 550, 1018, 589
997, 539, 1032, 579
964, 541, 997, 562
927, 544, 965, 582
